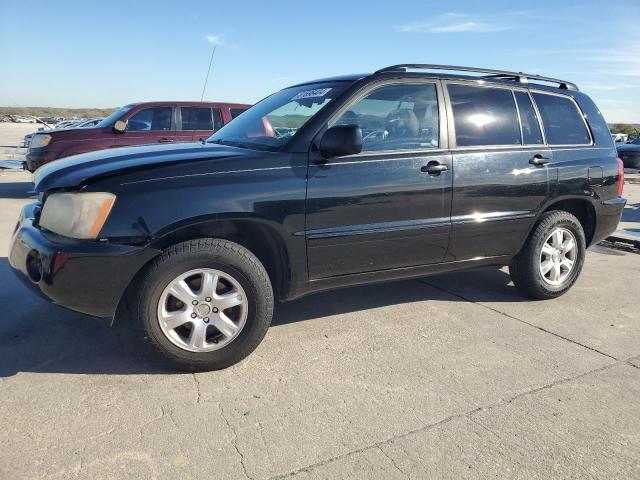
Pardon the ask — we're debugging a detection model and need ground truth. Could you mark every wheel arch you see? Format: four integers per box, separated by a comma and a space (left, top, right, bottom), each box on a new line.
539, 197, 597, 246
114, 217, 292, 323
514, 196, 597, 257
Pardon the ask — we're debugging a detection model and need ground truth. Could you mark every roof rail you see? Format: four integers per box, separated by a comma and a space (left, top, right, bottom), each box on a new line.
374, 64, 578, 91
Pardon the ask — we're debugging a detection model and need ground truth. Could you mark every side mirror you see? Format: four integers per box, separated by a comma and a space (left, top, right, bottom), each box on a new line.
320, 125, 362, 158
113, 120, 127, 133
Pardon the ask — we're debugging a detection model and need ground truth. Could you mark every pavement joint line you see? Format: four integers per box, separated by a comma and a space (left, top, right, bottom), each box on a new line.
416, 278, 619, 361
269, 360, 625, 480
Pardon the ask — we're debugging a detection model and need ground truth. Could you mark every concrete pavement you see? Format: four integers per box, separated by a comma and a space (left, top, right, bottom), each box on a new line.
0, 139, 639, 479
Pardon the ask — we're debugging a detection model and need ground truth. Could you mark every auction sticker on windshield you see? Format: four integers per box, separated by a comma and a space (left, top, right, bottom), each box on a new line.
291, 88, 332, 100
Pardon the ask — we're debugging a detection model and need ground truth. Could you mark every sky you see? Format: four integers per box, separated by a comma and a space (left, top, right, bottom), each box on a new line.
1, 0, 639, 123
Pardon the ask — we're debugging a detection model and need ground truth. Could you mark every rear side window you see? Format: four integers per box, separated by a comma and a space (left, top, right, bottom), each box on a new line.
127, 107, 172, 131
230, 108, 246, 119
448, 84, 521, 147
514, 91, 543, 145
531, 93, 591, 145
181, 107, 213, 130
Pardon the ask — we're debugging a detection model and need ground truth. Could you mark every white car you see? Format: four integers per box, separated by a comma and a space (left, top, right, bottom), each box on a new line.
74, 117, 104, 128
54, 120, 80, 129
14, 116, 37, 123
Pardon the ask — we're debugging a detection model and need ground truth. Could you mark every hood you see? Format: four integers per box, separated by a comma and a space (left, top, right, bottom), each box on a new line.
33, 142, 247, 192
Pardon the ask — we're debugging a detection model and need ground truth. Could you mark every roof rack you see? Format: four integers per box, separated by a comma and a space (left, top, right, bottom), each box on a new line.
374, 64, 578, 91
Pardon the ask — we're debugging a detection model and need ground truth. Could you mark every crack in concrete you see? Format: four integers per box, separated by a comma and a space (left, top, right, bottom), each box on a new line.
269, 360, 626, 479
377, 445, 411, 479
417, 279, 619, 361
192, 373, 202, 404
219, 403, 253, 480
626, 359, 640, 370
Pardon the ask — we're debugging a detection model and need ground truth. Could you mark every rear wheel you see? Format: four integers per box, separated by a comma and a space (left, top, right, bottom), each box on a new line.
509, 211, 586, 299
136, 239, 273, 371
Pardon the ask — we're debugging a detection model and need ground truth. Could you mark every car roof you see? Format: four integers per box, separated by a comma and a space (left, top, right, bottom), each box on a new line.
292, 64, 579, 95
126, 101, 251, 108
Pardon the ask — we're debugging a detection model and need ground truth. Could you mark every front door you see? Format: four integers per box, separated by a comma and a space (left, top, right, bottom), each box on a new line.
116, 106, 176, 147
306, 81, 452, 279
445, 83, 553, 261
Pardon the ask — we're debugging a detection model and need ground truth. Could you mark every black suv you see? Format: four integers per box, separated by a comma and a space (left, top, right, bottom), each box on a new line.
9, 64, 626, 370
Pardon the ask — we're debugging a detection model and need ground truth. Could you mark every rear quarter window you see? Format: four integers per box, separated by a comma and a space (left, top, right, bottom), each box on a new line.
230, 108, 246, 119
531, 92, 591, 145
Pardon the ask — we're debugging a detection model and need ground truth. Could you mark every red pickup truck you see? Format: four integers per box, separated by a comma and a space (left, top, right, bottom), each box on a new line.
25, 101, 250, 171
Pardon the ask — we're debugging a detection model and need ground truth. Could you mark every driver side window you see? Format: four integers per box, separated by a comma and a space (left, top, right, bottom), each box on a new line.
332, 83, 439, 152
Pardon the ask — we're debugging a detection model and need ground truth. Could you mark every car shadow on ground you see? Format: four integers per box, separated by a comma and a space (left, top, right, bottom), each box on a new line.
0, 256, 527, 377
0, 180, 32, 199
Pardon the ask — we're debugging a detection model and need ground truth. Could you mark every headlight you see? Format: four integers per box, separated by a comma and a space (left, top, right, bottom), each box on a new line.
39, 192, 116, 239
30, 134, 52, 149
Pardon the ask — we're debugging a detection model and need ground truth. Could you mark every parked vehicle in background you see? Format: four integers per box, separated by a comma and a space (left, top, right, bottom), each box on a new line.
617, 137, 640, 169
612, 133, 628, 143
10, 64, 625, 371
25, 101, 250, 171
54, 120, 80, 129
23, 119, 56, 148
74, 117, 104, 128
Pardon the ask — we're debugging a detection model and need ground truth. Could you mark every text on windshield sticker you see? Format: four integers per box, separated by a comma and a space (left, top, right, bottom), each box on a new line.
291, 88, 332, 101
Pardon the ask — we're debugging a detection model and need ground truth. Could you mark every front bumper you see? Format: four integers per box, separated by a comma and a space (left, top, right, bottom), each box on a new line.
8, 203, 160, 318
25, 149, 57, 172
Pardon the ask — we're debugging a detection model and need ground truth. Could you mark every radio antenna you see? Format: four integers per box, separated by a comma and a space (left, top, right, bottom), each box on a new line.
200, 45, 217, 101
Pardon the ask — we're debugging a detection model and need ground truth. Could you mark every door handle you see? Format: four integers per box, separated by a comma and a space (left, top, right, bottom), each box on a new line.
421, 162, 448, 175
158, 138, 174, 143
529, 154, 550, 166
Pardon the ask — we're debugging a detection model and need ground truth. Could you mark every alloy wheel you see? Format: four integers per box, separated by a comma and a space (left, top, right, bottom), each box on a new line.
539, 227, 577, 286
157, 268, 248, 352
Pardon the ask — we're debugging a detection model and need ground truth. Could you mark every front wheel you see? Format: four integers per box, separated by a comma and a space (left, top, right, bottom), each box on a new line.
509, 211, 586, 299
135, 239, 273, 371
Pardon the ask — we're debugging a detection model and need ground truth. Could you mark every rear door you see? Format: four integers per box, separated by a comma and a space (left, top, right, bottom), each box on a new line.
116, 106, 175, 146
446, 82, 552, 261
179, 106, 223, 142
528, 90, 596, 191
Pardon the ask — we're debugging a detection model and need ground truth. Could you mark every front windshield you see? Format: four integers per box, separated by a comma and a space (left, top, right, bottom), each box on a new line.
627, 136, 640, 144
208, 82, 351, 150
95, 104, 135, 128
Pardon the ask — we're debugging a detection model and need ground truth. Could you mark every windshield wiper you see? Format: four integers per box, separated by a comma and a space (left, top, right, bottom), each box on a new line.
211, 139, 253, 149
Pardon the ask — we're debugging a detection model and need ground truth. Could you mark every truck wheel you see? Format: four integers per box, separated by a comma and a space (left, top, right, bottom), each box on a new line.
509, 211, 586, 300
136, 238, 273, 371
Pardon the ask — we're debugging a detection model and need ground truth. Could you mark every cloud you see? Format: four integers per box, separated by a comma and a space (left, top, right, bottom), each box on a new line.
204, 33, 237, 48
205, 34, 223, 45
399, 13, 516, 34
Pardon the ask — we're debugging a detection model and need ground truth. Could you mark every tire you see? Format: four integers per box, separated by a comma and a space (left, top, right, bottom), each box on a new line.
135, 238, 273, 371
509, 211, 586, 300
